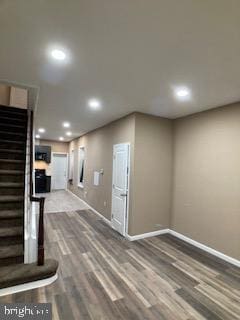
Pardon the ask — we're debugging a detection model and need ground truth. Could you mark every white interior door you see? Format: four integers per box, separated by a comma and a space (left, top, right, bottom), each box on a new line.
111, 143, 129, 236
52, 153, 68, 190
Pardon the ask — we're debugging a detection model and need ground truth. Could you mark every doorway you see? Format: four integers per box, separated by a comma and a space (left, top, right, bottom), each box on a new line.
52, 153, 68, 190
111, 143, 130, 236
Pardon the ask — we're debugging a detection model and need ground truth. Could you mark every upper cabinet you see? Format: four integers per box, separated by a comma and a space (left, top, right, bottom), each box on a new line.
35, 145, 51, 163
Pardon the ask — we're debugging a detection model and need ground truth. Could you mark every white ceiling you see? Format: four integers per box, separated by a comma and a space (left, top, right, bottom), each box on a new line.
0, 0, 240, 141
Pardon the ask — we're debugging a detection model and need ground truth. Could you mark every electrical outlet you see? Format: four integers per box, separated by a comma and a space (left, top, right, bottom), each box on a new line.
84, 191, 87, 198
103, 201, 107, 207
155, 224, 162, 228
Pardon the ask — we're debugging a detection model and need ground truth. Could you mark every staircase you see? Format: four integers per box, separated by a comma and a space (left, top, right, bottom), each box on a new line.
0, 105, 27, 267
0, 105, 58, 291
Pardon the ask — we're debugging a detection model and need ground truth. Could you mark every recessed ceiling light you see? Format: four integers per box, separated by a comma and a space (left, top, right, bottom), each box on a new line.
66, 131, 72, 136
38, 128, 45, 133
35, 134, 40, 139
174, 87, 191, 100
88, 98, 102, 110
59, 137, 64, 141
63, 122, 70, 128
51, 49, 66, 61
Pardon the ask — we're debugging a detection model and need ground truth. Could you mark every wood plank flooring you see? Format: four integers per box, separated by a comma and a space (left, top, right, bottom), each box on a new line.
0, 209, 239, 320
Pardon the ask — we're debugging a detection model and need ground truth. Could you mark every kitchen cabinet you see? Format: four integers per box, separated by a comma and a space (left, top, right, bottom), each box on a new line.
35, 145, 51, 163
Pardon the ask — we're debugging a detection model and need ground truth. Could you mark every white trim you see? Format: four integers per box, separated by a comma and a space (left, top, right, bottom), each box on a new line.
126, 229, 170, 241
78, 183, 84, 189
0, 274, 58, 297
69, 148, 75, 181
66, 189, 112, 226
169, 230, 240, 268
78, 146, 85, 188
125, 143, 131, 236
126, 228, 240, 267
51, 152, 69, 190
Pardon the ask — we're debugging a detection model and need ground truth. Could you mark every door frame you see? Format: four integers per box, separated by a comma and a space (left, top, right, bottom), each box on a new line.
77, 145, 85, 189
51, 152, 69, 191
111, 142, 130, 237
69, 148, 75, 181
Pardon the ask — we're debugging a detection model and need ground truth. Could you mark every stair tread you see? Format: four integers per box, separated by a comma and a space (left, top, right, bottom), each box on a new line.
0, 182, 24, 188
0, 123, 25, 129
0, 108, 27, 119
0, 259, 58, 289
0, 226, 23, 237
0, 139, 25, 144
0, 195, 24, 202
0, 244, 23, 259
0, 169, 24, 175
0, 209, 23, 219
0, 105, 27, 112
0, 159, 24, 163
0, 130, 26, 137
0, 149, 24, 154
0, 115, 26, 122
0, 112, 27, 119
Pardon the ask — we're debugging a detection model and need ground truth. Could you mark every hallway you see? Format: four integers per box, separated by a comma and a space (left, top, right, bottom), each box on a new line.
37, 190, 88, 213
0, 205, 239, 319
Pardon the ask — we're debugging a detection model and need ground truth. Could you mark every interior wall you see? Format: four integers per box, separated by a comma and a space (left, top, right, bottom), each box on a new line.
130, 113, 173, 235
9, 87, 28, 109
172, 103, 240, 260
0, 84, 10, 105
69, 114, 135, 221
0, 84, 28, 108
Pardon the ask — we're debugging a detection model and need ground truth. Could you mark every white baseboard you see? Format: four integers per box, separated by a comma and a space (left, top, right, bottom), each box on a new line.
126, 229, 170, 241
169, 230, 240, 268
0, 274, 58, 297
126, 228, 240, 267
67, 189, 112, 227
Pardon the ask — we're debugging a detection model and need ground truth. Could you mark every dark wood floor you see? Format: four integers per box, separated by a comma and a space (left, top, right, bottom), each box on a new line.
0, 209, 240, 320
